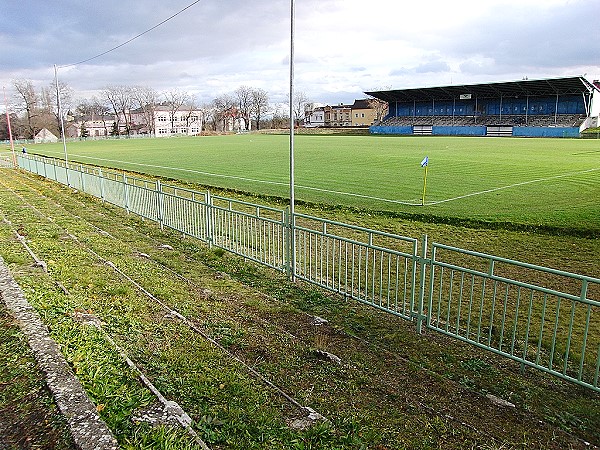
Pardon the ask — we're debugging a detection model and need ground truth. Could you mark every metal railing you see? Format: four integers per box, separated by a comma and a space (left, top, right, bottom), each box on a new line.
16, 153, 600, 392
293, 213, 420, 322
426, 243, 600, 390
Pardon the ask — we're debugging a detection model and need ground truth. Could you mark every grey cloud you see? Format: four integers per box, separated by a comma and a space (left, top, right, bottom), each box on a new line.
388, 60, 451, 76
2, 0, 599, 104
438, 1, 600, 73
415, 61, 451, 73
389, 68, 411, 76
1, 0, 293, 68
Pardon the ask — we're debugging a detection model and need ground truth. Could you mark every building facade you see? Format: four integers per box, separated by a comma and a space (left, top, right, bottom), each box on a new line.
351, 99, 379, 126
303, 99, 385, 127
132, 105, 204, 137
324, 104, 352, 127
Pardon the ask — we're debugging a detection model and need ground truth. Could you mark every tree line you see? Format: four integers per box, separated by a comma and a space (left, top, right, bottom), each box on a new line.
2, 79, 310, 140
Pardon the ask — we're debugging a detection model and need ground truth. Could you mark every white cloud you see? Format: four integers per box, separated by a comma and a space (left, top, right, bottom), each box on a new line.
1, 0, 598, 106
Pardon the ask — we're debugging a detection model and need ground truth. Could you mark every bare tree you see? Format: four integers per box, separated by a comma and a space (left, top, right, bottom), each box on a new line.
0, 112, 18, 141
163, 90, 189, 134
132, 86, 158, 136
12, 80, 40, 138
270, 104, 289, 129
102, 85, 133, 136
250, 88, 269, 131
197, 103, 215, 132
181, 95, 200, 132
367, 97, 389, 124
44, 79, 73, 137
33, 86, 58, 136
292, 90, 310, 127
212, 94, 236, 132
366, 85, 391, 124
76, 97, 111, 137
234, 86, 253, 131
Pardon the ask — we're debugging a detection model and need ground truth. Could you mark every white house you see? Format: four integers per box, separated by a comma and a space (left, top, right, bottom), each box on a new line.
68, 115, 119, 139
304, 103, 326, 127
34, 128, 59, 143
133, 105, 204, 137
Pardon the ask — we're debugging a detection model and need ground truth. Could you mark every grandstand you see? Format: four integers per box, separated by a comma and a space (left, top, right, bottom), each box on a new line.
366, 76, 600, 137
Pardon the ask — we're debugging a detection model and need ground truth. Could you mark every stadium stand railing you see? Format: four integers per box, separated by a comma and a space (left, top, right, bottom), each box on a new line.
15, 153, 600, 393
378, 114, 587, 129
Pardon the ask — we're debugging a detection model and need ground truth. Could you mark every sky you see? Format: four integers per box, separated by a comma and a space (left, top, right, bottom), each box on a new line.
1, 0, 599, 108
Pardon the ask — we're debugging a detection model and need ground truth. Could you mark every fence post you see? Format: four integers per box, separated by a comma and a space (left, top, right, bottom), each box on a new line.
206, 190, 213, 247
123, 172, 129, 214
99, 168, 105, 202
426, 243, 438, 329
157, 180, 164, 229
416, 234, 428, 334
284, 208, 292, 279
80, 164, 85, 192
65, 159, 71, 188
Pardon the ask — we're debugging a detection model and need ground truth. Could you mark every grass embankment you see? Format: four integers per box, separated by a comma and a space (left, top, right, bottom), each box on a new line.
0, 301, 76, 449
23, 134, 600, 235
0, 167, 599, 449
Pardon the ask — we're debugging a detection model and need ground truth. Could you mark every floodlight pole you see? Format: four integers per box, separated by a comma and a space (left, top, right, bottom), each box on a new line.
288, 0, 296, 280
54, 64, 70, 186
3, 87, 16, 168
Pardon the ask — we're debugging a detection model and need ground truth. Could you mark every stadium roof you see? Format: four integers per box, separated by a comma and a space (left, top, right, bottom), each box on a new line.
365, 77, 600, 103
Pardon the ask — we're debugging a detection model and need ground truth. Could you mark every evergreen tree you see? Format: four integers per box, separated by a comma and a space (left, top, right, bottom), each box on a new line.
80, 122, 89, 138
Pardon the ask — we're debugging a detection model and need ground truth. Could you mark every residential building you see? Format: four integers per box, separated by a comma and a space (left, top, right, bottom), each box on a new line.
325, 104, 352, 127
303, 99, 387, 128
66, 115, 119, 139
351, 99, 378, 126
34, 128, 58, 143
133, 104, 204, 137
304, 103, 326, 127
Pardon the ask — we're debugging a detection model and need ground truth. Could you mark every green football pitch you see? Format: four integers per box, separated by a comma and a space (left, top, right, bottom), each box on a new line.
11, 134, 600, 231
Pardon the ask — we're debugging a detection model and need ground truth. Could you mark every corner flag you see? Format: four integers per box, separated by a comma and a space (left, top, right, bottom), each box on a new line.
421, 156, 429, 206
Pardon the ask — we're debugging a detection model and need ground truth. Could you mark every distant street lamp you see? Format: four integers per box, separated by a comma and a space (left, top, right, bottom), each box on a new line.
3, 87, 16, 167
288, 0, 296, 280
54, 64, 70, 186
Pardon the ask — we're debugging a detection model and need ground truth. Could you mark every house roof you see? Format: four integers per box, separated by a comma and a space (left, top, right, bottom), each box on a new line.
365, 76, 599, 103
352, 99, 372, 109
35, 128, 58, 139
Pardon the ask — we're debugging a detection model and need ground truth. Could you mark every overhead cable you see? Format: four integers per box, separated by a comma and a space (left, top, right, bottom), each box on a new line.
59, 0, 201, 68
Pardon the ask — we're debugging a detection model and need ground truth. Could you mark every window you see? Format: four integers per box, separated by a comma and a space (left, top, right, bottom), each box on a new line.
157, 116, 167, 122
190, 116, 198, 122
361, 113, 365, 118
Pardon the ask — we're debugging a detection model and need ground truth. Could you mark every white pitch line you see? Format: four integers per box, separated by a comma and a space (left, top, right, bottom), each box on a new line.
34, 151, 599, 208
427, 167, 600, 205
47, 153, 423, 206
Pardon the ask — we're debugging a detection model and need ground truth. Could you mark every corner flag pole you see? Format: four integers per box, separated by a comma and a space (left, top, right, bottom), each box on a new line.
421, 156, 429, 206
3, 87, 16, 168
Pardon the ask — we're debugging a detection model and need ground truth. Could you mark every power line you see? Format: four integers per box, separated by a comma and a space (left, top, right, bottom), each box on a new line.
59, 0, 202, 68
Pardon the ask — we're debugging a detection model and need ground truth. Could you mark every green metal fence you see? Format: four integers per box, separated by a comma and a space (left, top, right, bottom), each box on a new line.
293, 213, 420, 321
16, 153, 600, 392
427, 243, 600, 391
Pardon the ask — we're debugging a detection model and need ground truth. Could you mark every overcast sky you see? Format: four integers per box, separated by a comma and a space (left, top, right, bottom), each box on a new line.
1, 0, 599, 107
